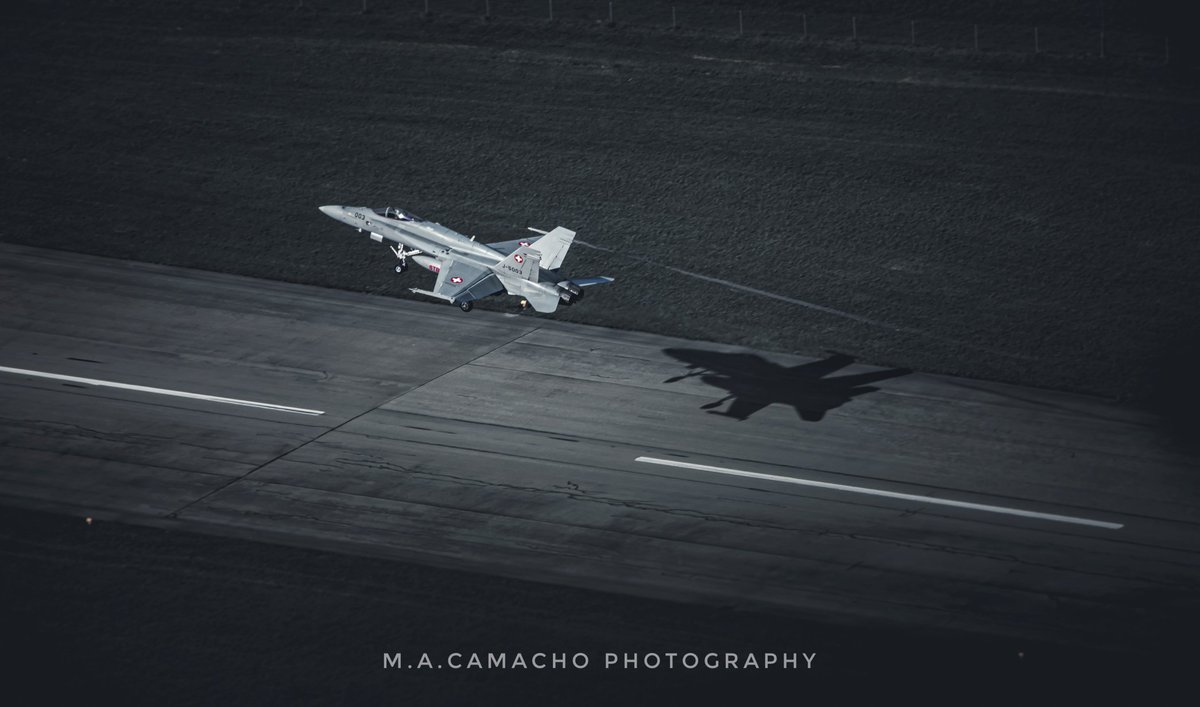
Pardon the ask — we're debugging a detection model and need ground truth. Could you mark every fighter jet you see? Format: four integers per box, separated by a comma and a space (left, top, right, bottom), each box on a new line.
318, 205, 613, 313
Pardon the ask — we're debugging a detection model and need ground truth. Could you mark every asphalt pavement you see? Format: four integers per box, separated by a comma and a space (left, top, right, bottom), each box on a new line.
2, 242, 1197, 656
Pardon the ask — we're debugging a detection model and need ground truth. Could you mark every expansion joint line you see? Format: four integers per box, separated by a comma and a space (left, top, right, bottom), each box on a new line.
165, 325, 543, 520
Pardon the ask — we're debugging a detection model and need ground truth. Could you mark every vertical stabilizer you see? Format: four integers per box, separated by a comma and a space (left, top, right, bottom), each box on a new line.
531, 227, 575, 270
491, 246, 541, 280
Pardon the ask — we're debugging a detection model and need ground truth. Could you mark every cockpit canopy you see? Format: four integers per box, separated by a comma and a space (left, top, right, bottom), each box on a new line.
374, 206, 423, 222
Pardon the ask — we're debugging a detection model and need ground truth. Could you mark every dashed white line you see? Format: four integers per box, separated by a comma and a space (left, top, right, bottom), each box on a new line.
635, 456, 1122, 530
0, 366, 325, 416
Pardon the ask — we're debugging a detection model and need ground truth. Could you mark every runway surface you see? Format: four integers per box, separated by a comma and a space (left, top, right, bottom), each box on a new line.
2, 243, 1197, 652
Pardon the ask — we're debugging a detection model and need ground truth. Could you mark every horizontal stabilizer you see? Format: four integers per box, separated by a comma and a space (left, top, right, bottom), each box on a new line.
523, 290, 561, 313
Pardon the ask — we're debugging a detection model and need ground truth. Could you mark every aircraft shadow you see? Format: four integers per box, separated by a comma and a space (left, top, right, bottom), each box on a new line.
662, 348, 911, 422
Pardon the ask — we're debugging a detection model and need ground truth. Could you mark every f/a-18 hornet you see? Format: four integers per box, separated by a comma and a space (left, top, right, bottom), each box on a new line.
319, 205, 614, 313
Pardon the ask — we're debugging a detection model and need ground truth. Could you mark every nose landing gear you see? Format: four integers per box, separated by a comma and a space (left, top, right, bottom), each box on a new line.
390, 244, 420, 275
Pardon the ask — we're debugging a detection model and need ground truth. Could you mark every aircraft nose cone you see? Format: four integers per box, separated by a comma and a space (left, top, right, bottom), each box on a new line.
318, 205, 340, 217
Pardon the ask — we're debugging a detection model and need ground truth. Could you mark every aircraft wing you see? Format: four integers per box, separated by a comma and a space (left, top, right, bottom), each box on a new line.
411, 258, 503, 304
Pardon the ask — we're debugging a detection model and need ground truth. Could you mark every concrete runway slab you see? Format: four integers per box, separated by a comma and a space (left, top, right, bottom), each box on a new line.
1, 243, 1196, 653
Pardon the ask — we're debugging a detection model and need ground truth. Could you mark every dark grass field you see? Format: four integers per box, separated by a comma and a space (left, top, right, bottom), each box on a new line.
3, 1, 1199, 408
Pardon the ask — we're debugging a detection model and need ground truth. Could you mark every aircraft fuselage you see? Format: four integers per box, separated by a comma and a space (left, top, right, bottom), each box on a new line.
319, 205, 500, 269
317, 205, 587, 312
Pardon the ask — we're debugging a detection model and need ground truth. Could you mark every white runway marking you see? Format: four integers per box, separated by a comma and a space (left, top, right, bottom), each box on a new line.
0, 366, 325, 416
635, 457, 1123, 530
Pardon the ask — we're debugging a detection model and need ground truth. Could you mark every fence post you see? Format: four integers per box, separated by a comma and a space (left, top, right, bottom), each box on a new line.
1034, 26, 1039, 53
974, 24, 979, 51
803, 14, 807, 39
485, 0, 490, 19
1165, 36, 1170, 64
548, 0, 553, 21
738, 10, 743, 36
672, 6, 676, 30
1099, 31, 1105, 58
608, 2, 613, 25
852, 16, 857, 41
910, 20, 915, 45
425, 0, 430, 16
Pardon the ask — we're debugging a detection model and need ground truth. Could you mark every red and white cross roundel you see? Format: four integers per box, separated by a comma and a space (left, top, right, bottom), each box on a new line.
518, 240, 531, 247
450, 276, 464, 284
513, 254, 525, 264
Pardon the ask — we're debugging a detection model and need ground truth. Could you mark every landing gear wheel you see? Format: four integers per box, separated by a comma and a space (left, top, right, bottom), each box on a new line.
394, 263, 407, 274
458, 301, 474, 313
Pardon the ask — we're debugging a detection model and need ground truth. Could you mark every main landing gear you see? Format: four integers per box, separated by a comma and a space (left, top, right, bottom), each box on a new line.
458, 301, 474, 313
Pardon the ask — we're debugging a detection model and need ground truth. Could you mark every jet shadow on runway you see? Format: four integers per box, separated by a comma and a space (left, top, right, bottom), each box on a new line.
663, 349, 911, 422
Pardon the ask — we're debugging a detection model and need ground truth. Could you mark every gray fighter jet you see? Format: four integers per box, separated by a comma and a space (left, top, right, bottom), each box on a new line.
319, 205, 613, 313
